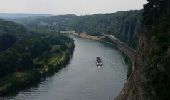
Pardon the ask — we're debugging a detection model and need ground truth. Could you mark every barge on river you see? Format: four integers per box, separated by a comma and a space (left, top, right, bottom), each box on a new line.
96, 57, 103, 66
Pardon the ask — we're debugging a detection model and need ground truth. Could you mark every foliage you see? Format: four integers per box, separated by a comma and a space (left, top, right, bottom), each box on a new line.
15, 11, 142, 49
143, 0, 170, 99
0, 19, 74, 78
0, 34, 16, 51
143, 0, 170, 52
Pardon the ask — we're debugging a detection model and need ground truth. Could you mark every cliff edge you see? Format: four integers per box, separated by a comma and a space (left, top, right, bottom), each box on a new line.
115, 0, 170, 100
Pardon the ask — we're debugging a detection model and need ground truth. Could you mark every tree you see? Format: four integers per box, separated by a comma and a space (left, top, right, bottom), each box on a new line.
0, 34, 16, 52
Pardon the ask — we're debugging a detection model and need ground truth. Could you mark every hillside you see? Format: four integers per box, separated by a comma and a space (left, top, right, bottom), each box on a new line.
0, 19, 75, 95
14, 11, 142, 49
0, 19, 29, 35
0, 19, 31, 51
116, 0, 170, 99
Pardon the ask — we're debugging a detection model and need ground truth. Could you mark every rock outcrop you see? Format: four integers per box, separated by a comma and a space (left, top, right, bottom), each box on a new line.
115, 0, 170, 100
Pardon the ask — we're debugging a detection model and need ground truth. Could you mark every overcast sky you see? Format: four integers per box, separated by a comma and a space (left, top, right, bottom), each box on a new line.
0, 0, 147, 15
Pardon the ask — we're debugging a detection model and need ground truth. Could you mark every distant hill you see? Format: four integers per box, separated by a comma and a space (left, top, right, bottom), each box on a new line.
0, 18, 30, 36
0, 13, 52, 19
15, 11, 141, 49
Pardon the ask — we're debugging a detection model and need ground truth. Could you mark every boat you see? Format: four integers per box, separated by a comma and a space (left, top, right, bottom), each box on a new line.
96, 57, 103, 66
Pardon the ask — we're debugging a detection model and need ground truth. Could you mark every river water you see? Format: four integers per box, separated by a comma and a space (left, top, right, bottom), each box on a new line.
3, 37, 127, 100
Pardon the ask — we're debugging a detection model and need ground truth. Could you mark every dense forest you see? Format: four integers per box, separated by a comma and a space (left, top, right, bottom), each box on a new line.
0, 19, 75, 95
143, 0, 170, 52
14, 10, 142, 49
142, 0, 170, 99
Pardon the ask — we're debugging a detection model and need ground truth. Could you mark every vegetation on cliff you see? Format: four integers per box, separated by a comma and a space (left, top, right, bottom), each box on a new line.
116, 0, 170, 100
142, 0, 170, 99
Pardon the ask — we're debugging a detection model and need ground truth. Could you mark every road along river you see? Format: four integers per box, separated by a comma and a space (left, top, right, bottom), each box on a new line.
3, 37, 127, 100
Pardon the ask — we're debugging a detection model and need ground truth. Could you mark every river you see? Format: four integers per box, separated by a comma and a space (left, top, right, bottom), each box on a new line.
3, 37, 127, 100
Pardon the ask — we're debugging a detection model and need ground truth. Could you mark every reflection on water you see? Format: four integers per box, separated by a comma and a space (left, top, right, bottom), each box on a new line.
3, 37, 127, 100
97, 65, 102, 69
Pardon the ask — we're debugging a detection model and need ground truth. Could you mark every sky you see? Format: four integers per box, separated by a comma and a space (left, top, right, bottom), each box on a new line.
0, 0, 147, 15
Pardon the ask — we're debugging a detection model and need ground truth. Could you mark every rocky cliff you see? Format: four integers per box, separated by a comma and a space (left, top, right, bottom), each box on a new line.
115, 0, 170, 100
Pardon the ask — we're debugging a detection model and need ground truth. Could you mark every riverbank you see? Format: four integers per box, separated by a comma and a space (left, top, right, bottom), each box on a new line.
74, 33, 105, 41
3, 36, 127, 100
0, 41, 75, 96
75, 33, 134, 78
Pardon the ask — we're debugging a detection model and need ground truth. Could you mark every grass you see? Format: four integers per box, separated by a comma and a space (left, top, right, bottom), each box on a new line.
48, 53, 63, 65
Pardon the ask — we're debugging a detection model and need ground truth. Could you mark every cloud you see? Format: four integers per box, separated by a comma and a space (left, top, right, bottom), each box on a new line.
0, 0, 147, 15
